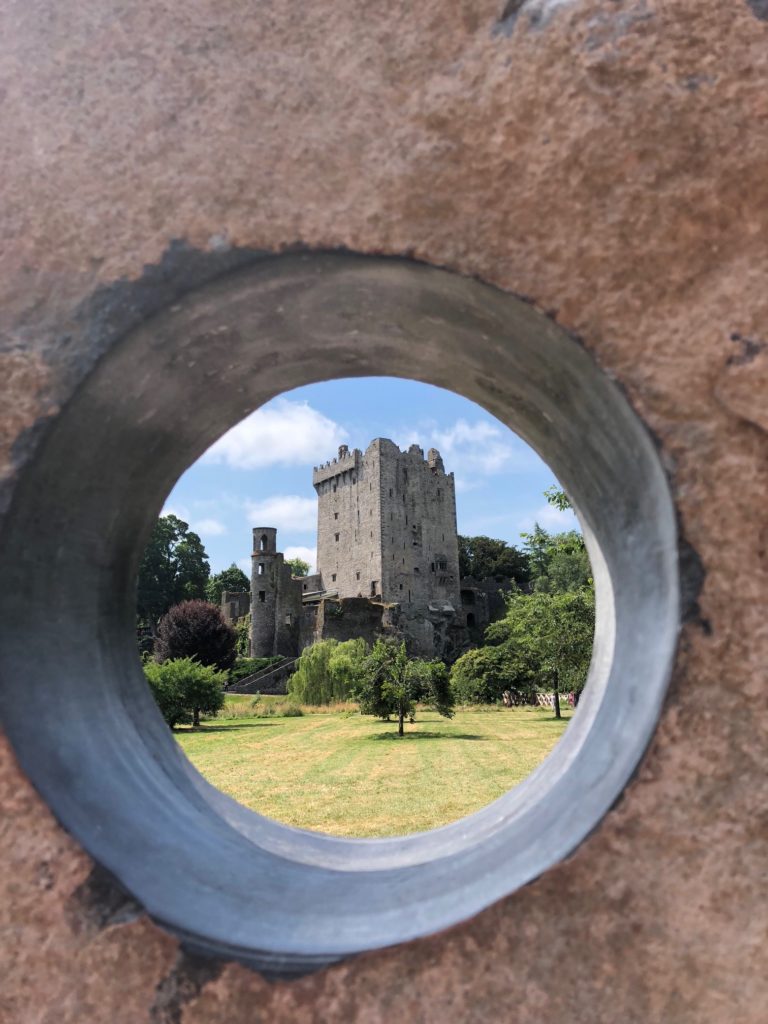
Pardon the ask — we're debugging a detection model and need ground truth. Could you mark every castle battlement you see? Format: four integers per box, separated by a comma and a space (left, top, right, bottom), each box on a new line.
312, 445, 363, 485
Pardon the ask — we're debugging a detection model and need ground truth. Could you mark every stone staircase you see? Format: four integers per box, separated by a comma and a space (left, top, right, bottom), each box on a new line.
227, 656, 297, 695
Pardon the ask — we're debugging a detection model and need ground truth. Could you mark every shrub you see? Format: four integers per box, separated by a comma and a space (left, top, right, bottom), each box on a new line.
155, 599, 236, 672
144, 656, 227, 728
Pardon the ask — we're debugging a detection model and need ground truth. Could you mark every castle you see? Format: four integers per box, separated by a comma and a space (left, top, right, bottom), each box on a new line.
221, 438, 502, 662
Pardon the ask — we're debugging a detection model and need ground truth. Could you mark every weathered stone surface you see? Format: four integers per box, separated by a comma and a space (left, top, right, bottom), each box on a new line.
1, 0, 767, 1020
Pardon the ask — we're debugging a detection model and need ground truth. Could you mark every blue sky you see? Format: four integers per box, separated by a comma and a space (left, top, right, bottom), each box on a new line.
162, 377, 579, 575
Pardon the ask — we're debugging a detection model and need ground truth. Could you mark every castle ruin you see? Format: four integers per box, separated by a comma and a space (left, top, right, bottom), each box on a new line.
230, 438, 486, 662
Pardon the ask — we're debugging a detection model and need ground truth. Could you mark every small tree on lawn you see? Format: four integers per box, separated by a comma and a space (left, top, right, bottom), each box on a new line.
355, 638, 454, 736
143, 656, 226, 728
155, 599, 237, 673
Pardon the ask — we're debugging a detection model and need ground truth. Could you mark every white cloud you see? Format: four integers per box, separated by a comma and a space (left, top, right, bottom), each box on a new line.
397, 418, 532, 478
245, 495, 317, 534
518, 502, 580, 534
201, 398, 347, 470
192, 517, 227, 537
284, 545, 318, 574
160, 504, 190, 522
237, 557, 252, 575
432, 419, 528, 475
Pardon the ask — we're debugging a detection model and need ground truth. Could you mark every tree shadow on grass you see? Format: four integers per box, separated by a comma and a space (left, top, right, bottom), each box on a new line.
176, 722, 280, 733
369, 731, 486, 741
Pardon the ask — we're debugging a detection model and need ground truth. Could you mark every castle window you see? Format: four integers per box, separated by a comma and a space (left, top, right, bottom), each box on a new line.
370, 581, 377, 596
399, 583, 403, 590
356, 571, 360, 580
389, 488, 393, 497
414, 567, 420, 574
285, 613, 293, 626
332, 573, 337, 582
335, 533, 340, 542
467, 612, 476, 627
408, 590, 411, 602
258, 591, 266, 603
438, 489, 441, 497
257, 563, 265, 575
405, 515, 408, 524
303, 584, 307, 591
334, 512, 339, 520
259, 534, 268, 551
431, 562, 435, 572
333, 484, 337, 492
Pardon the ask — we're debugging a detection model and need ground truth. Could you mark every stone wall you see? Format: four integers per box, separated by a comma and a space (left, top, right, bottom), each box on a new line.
220, 590, 250, 627
2, 1, 767, 1020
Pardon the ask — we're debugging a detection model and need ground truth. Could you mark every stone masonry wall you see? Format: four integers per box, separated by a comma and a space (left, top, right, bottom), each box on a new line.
314, 443, 382, 600
377, 442, 462, 616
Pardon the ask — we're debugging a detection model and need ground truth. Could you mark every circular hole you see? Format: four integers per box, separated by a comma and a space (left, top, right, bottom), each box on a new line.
153, 378, 590, 837
0, 253, 679, 976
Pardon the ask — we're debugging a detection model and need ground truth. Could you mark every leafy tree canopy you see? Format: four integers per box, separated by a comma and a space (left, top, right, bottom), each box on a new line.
286, 556, 310, 577
137, 514, 210, 628
543, 485, 572, 511
354, 638, 454, 736
288, 638, 368, 705
144, 656, 226, 728
155, 599, 237, 672
206, 563, 250, 605
521, 525, 591, 594
457, 535, 530, 588
487, 588, 595, 692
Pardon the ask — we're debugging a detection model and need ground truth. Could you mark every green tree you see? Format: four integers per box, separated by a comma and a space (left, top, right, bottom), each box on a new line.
143, 656, 226, 728
286, 556, 310, 577
457, 535, 530, 587
155, 599, 237, 672
450, 644, 533, 705
543, 485, 572, 511
355, 639, 454, 736
489, 589, 595, 716
137, 515, 210, 629
288, 638, 368, 704
205, 563, 250, 605
521, 526, 591, 594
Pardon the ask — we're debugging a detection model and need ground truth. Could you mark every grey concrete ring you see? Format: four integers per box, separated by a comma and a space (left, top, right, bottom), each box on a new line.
0, 252, 679, 977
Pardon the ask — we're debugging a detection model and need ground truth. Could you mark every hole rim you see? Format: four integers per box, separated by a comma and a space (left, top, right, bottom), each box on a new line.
0, 252, 679, 976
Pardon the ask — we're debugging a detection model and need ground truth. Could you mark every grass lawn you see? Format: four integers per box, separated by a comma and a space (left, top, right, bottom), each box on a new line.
175, 702, 572, 838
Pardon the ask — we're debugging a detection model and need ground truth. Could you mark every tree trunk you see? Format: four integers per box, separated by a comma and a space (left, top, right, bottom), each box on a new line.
398, 707, 404, 736
193, 707, 200, 728
553, 671, 561, 719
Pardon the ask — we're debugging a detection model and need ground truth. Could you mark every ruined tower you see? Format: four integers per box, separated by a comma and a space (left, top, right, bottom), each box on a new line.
250, 526, 301, 657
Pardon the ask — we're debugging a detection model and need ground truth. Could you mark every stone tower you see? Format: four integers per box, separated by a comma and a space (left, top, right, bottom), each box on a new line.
313, 439, 462, 652
250, 526, 301, 657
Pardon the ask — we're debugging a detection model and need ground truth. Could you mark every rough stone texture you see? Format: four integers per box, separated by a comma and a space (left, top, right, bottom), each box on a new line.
1, 0, 767, 1020
314, 439, 461, 627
